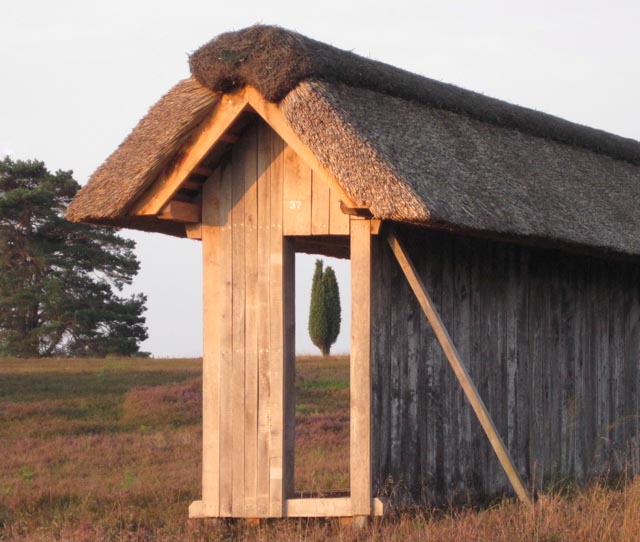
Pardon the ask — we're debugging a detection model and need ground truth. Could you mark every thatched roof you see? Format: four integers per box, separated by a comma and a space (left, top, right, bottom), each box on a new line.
66, 78, 219, 234
68, 25, 640, 255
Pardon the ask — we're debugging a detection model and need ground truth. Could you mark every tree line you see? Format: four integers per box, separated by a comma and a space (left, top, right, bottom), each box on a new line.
0, 157, 147, 357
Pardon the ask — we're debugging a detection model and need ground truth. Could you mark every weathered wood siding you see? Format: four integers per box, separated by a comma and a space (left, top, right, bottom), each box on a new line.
371, 227, 640, 504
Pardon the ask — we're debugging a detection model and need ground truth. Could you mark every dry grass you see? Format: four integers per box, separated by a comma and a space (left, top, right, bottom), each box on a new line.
1, 356, 640, 541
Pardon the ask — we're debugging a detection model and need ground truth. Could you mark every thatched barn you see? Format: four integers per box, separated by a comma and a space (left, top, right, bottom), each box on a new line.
67, 25, 640, 519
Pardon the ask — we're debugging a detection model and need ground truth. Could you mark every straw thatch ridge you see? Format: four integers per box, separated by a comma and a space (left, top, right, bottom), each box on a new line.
282, 81, 640, 255
190, 25, 640, 166
66, 78, 219, 233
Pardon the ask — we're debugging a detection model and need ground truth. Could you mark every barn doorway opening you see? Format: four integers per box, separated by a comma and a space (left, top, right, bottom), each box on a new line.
290, 236, 351, 498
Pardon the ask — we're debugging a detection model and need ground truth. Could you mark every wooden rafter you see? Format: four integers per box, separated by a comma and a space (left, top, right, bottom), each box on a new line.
132, 93, 250, 217
386, 228, 532, 506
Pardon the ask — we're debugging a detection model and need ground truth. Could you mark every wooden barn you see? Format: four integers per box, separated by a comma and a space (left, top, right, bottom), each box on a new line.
67, 25, 640, 520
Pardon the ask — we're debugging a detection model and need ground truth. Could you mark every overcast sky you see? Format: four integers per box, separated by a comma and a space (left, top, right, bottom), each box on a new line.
1, 1, 638, 357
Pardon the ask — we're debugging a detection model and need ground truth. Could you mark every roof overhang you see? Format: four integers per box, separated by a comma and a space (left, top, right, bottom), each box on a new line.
130, 86, 358, 229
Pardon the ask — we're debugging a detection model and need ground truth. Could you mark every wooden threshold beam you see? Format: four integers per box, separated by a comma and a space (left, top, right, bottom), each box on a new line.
285, 497, 384, 518
386, 228, 532, 506
132, 93, 249, 217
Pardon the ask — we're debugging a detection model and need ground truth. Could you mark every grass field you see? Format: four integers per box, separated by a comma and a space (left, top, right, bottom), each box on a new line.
1, 356, 639, 541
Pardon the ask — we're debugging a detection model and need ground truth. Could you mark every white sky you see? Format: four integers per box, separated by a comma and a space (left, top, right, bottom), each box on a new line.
1, 1, 638, 357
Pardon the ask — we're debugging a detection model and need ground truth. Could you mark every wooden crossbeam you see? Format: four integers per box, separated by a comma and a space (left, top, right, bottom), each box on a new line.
386, 228, 532, 505
158, 200, 200, 223
339, 201, 373, 218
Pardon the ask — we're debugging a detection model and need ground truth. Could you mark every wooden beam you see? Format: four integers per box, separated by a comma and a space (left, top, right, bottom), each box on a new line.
340, 202, 373, 218
285, 498, 384, 518
243, 86, 357, 209
386, 228, 532, 506
200, 170, 222, 517
158, 200, 200, 223
185, 223, 202, 240
350, 219, 373, 516
370, 220, 383, 235
132, 93, 249, 216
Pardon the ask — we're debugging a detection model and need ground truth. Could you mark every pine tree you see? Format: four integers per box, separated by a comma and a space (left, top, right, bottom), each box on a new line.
308, 259, 341, 356
0, 157, 148, 357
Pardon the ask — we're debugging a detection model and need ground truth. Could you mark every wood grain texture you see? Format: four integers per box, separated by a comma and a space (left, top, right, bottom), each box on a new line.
386, 229, 531, 505
256, 121, 272, 517
230, 137, 247, 516
268, 129, 286, 517
311, 170, 330, 235
200, 169, 222, 516
350, 219, 372, 515
370, 226, 640, 506
217, 162, 234, 516
282, 144, 312, 235
329, 187, 350, 235
242, 125, 259, 516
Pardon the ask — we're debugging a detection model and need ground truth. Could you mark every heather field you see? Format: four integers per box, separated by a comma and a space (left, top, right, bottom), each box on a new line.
1, 357, 640, 542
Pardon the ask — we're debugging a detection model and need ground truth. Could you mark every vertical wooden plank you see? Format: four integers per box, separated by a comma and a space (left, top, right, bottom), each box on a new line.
231, 138, 247, 516
256, 122, 272, 517
283, 238, 296, 499
243, 125, 259, 516
217, 161, 234, 517
596, 262, 610, 472
389, 245, 403, 484
453, 236, 473, 491
311, 170, 330, 235
440, 234, 458, 490
268, 130, 286, 517
369, 236, 383, 495
282, 144, 312, 235
609, 264, 624, 467
574, 258, 588, 478
329, 187, 350, 235
423, 234, 442, 498
562, 256, 577, 475
201, 168, 222, 516
351, 218, 372, 516
376, 240, 392, 495
404, 242, 420, 496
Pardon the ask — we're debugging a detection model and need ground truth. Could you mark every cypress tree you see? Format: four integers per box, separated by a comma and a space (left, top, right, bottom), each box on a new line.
308, 259, 341, 356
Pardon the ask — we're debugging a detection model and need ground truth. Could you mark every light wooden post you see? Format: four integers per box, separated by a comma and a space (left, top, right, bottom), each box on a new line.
386, 228, 532, 505
350, 218, 373, 517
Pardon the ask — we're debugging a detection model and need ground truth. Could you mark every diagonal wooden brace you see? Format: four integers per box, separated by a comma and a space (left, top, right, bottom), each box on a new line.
386, 228, 532, 505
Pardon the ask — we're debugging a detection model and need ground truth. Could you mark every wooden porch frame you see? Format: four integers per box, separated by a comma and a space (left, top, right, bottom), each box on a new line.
131, 86, 356, 220
386, 228, 532, 505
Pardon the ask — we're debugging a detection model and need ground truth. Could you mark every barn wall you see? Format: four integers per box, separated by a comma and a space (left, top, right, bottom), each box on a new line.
371, 227, 640, 504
